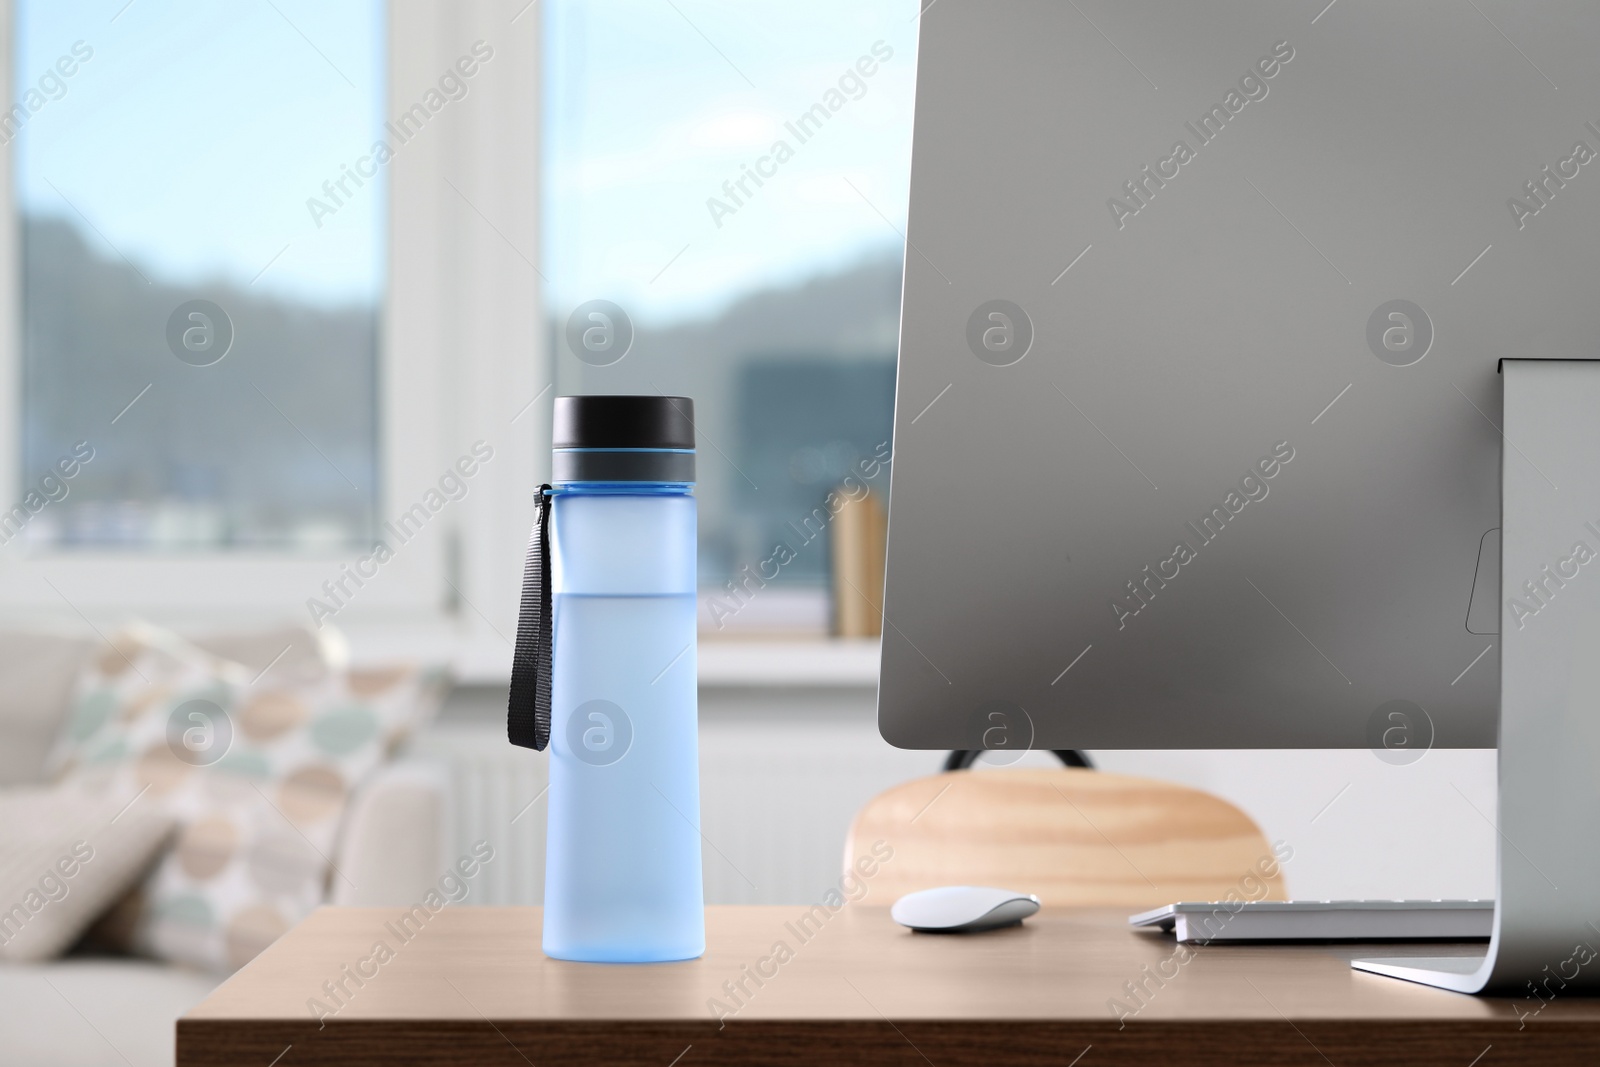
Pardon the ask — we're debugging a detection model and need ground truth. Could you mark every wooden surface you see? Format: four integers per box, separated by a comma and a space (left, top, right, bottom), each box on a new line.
847, 769, 1288, 907
180, 905, 1600, 1065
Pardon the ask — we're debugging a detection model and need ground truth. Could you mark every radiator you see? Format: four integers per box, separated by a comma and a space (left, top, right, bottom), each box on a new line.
406, 708, 937, 906
406, 724, 549, 906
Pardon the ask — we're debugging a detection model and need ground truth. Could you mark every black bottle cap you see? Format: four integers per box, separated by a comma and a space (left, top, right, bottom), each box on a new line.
552, 395, 695, 450
551, 395, 696, 483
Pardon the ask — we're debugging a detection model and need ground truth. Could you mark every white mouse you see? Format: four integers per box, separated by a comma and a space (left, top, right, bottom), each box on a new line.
890, 886, 1041, 933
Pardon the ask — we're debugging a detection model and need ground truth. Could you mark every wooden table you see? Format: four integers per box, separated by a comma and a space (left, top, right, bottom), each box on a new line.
180, 906, 1600, 1065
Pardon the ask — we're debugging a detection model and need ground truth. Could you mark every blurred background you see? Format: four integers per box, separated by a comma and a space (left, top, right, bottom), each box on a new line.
0, 2, 1495, 1065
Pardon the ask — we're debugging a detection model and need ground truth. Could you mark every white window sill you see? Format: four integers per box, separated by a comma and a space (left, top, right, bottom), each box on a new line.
697, 637, 880, 687
337, 619, 880, 688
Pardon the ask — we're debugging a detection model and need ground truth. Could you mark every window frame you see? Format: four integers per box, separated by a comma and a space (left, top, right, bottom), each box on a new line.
0, 0, 549, 678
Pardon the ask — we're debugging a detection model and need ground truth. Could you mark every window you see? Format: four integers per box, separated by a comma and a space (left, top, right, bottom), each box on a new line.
15, 0, 384, 551
0, 1, 540, 658
543, 0, 915, 634
0, 0, 900, 670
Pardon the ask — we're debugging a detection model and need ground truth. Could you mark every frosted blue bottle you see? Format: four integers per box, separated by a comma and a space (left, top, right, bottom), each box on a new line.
512, 394, 704, 963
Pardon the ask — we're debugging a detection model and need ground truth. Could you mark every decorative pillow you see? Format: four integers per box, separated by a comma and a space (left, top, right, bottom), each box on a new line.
50, 623, 444, 972
0, 783, 173, 962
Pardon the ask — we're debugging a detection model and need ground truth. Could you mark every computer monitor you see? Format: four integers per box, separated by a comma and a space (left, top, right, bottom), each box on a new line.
880, 0, 1599, 751
880, 0, 1600, 994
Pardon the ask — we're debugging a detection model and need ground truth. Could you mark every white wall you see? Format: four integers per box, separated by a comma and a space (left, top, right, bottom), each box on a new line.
1089, 747, 1496, 901
432, 683, 1498, 905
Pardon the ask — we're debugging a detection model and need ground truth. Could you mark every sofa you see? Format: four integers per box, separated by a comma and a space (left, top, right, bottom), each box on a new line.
0, 626, 448, 1067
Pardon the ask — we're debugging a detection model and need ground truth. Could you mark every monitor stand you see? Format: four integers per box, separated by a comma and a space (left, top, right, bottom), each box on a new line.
1354, 359, 1600, 995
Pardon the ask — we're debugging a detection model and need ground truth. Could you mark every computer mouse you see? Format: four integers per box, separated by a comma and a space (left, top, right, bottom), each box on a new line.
890, 886, 1041, 933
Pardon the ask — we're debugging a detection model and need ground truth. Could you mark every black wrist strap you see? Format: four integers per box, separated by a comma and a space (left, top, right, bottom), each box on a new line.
508, 485, 554, 750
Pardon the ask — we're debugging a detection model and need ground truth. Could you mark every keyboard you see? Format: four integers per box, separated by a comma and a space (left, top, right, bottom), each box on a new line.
1128, 900, 1494, 943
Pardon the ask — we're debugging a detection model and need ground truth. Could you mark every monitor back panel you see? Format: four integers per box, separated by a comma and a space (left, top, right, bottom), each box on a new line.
882, 0, 1600, 749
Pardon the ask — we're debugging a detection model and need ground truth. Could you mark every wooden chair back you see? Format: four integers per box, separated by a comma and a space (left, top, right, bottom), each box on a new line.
843, 768, 1288, 907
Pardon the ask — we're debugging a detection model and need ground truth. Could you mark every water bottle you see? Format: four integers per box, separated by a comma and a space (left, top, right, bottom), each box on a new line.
507, 394, 705, 962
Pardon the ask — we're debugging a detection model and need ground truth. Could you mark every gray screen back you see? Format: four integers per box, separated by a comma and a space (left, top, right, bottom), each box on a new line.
881, 0, 1600, 749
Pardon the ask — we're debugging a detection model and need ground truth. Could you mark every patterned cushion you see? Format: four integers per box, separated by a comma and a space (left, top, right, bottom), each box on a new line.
50, 623, 444, 972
